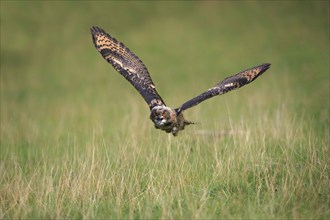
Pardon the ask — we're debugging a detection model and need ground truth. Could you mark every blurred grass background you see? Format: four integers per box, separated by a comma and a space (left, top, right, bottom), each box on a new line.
1, 1, 329, 219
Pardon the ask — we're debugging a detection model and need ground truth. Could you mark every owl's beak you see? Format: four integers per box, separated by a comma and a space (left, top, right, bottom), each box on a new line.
153, 116, 164, 126
154, 116, 173, 128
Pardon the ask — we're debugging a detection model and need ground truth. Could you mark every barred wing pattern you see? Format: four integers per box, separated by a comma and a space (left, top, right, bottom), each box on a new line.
91, 26, 165, 109
176, 63, 270, 114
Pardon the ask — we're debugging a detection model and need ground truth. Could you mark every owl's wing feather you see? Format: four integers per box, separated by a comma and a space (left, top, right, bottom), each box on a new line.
91, 26, 165, 109
176, 63, 270, 114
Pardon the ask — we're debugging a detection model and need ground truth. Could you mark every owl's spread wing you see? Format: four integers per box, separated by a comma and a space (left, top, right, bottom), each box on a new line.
91, 26, 165, 109
175, 63, 270, 114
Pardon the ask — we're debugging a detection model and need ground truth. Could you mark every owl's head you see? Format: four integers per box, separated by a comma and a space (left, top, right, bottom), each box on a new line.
150, 105, 194, 136
149, 106, 177, 131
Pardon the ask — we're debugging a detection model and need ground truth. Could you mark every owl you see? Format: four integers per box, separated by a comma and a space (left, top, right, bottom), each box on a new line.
91, 26, 270, 136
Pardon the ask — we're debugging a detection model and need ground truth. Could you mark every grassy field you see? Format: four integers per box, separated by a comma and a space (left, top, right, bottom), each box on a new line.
1, 1, 329, 219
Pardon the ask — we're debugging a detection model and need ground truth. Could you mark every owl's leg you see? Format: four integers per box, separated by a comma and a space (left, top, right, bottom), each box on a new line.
171, 126, 179, 136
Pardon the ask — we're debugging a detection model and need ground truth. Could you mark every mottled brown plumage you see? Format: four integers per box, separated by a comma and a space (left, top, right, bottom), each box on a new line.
91, 26, 271, 136
176, 63, 270, 114
91, 26, 165, 109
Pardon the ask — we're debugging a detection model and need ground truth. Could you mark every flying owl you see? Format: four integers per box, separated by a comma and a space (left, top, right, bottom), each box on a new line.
91, 26, 270, 136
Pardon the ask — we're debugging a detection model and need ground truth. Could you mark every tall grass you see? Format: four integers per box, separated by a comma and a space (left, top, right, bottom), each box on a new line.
1, 102, 328, 218
1, 1, 329, 219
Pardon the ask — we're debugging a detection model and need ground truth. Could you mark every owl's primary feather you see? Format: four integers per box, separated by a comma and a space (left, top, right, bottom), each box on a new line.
91, 26, 165, 109
91, 26, 271, 136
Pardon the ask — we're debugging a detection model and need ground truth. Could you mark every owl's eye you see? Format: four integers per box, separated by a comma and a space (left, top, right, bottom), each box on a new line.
162, 111, 167, 117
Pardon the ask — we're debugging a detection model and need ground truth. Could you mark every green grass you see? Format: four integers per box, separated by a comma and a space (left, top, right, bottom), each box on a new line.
1, 1, 329, 219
